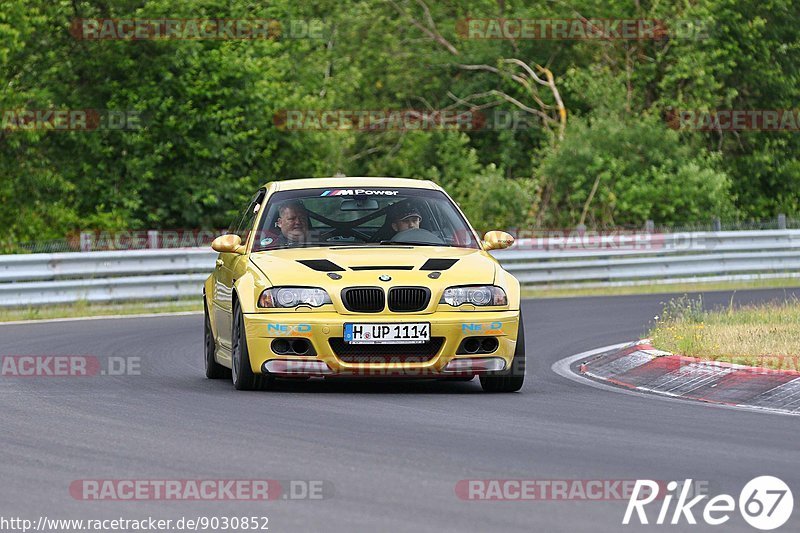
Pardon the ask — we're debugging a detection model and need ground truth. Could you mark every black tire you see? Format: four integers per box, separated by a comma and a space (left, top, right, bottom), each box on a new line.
479, 314, 525, 393
231, 299, 272, 391
204, 299, 230, 379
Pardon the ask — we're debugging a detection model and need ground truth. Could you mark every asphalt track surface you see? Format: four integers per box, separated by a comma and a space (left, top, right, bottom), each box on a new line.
1, 289, 799, 533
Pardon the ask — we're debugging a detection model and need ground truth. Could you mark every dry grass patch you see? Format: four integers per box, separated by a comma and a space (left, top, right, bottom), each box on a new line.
648, 296, 800, 371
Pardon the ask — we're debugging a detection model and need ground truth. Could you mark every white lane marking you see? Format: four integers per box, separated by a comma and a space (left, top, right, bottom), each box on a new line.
551, 343, 799, 417
588, 350, 653, 378
759, 378, 800, 409
0, 311, 202, 326
747, 379, 799, 403
655, 364, 735, 395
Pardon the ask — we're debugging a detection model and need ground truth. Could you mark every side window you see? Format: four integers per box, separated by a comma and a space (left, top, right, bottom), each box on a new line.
429, 200, 474, 246
231, 189, 266, 240
427, 201, 452, 242
228, 204, 249, 235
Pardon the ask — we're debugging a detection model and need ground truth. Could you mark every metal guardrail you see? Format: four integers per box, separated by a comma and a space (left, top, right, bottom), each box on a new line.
492, 229, 800, 288
0, 230, 798, 307
0, 249, 215, 307
0, 249, 215, 283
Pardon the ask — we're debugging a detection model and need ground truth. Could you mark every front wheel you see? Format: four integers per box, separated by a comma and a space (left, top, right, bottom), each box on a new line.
231, 300, 273, 391
479, 314, 525, 393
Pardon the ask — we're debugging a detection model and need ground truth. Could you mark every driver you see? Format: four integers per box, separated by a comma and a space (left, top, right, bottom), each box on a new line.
390, 200, 422, 233
276, 200, 310, 245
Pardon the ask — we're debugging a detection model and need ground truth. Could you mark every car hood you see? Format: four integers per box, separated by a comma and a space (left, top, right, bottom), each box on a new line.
248, 246, 497, 294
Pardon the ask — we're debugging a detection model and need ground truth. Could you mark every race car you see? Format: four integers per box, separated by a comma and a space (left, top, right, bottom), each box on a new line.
204, 177, 525, 392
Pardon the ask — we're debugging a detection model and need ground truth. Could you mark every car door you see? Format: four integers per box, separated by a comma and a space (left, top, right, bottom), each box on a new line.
213, 189, 266, 353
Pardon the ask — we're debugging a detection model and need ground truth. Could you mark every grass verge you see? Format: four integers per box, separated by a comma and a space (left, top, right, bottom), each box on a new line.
648, 295, 800, 371
521, 277, 800, 299
0, 299, 203, 323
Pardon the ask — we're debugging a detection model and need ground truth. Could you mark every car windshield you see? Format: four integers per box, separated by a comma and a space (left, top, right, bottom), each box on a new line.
251, 186, 480, 251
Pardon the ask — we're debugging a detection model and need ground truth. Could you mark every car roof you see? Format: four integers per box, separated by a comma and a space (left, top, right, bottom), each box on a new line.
268, 177, 441, 191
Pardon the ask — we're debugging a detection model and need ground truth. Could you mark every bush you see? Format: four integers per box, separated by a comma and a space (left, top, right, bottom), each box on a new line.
536, 111, 736, 227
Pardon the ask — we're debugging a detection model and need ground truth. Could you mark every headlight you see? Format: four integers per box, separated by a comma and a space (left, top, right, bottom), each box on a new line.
440, 285, 507, 307
258, 287, 332, 308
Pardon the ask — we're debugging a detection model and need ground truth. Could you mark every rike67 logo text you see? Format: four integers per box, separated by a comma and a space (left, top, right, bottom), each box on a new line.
624, 476, 793, 530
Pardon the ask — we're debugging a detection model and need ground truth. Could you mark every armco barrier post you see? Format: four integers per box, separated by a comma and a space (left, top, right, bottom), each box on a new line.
80, 232, 92, 252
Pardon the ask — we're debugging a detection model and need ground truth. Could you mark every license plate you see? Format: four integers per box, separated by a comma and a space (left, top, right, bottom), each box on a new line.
344, 323, 430, 344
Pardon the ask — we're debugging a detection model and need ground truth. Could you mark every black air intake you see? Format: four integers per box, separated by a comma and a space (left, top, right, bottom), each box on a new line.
329, 337, 444, 363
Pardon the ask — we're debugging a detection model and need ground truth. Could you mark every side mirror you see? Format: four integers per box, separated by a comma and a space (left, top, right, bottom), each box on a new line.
211, 234, 246, 254
482, 230, 514, 251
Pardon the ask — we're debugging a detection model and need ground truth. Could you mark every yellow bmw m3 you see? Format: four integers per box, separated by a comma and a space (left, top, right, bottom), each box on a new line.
203, 177, 525, 392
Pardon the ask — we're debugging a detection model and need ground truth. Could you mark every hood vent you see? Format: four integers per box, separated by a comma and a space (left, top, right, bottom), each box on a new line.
296, 259, 345, 272
420, 258, 458, 271
350, 265, 414, 271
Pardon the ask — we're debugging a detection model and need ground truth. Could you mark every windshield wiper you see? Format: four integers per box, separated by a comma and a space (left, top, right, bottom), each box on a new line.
379, 241, 443, 247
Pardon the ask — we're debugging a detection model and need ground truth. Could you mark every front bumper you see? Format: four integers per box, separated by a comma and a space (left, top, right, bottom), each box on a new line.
242, 311, 520, 378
